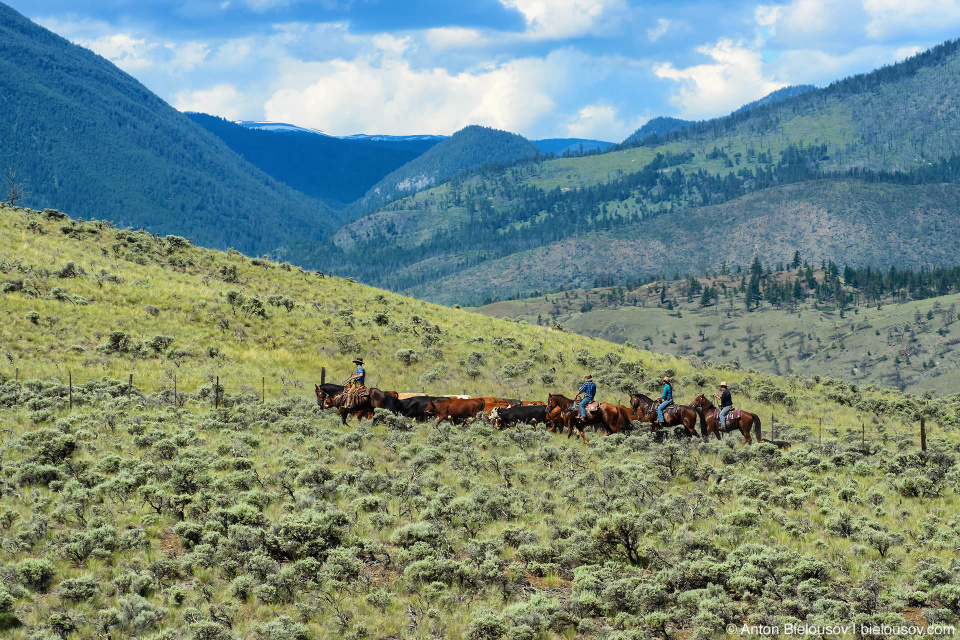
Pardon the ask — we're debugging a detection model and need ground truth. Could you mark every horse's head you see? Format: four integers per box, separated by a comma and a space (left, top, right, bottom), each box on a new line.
546, 394, 560, 410
692, 394, 706, 408
314, 384, 323, 406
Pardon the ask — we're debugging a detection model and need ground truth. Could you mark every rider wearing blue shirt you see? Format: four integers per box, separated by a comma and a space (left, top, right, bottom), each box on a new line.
576, 375, 596, 419
349, 358, 365, 386
657, 376, 673, 425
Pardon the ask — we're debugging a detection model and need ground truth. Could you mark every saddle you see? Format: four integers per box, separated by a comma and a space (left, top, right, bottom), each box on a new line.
662, 401, 679, 415
337, 385, 369, 409
584, 401, 599, 412
714, 407, 740, 424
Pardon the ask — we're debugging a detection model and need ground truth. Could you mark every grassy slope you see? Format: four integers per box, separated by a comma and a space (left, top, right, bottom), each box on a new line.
477, 276, 960, 396
1, 206, 960, 639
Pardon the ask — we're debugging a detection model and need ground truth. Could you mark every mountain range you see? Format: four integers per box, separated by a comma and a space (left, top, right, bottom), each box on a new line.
7, 0, 960, 317
296, 39, 960, 305
0, 2, 343, 255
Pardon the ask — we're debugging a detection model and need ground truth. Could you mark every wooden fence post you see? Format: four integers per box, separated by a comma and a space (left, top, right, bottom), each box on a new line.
862, 422, 865, 450
819, 417, 822, 445
128, 373, 133, 399
321, 367, 326, 386
920, 416, 927, 452
262, 376, 265, 404
215, 376, 219, 409
174, 374, 177, 406
68, 371, 72, 411
14, 368, 18, 405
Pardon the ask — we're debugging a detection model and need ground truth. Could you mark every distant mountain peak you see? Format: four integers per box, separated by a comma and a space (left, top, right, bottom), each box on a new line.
235, 120, 332, 136
233, 120, 445, 143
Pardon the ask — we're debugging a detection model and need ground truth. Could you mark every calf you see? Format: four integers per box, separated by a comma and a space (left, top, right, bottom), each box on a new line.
425, 397, 485, 424
399, 395, 447, 421
491, 404, 547, 429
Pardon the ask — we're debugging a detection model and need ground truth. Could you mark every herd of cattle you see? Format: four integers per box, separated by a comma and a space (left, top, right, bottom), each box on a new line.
314, 383, 556, 430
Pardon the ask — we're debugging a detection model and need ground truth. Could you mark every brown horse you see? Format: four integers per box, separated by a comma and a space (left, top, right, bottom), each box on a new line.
630, 392, 706, 439
546, 394, 589, 444
564, 401, 630, 441
690, 394, 763, 444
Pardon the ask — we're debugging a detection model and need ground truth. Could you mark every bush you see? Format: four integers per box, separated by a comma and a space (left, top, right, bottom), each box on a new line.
58, 575, 98, 602
147, 335, 175, 353
17, 558, 56, 592
465, 610, 507, 640
395, 349, 420, 366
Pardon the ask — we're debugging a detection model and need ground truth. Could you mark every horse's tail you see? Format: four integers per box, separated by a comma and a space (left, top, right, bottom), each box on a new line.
753, 413, 763, 444
695, 407, 708, 440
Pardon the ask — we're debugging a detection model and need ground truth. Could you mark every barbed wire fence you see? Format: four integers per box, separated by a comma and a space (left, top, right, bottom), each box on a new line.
1, 367, 935, 453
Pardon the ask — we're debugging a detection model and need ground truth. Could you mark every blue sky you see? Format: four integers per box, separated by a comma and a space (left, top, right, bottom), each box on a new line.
10, 0, 960, 140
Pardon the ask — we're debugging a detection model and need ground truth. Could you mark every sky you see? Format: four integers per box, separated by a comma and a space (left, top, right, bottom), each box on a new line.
9, 0, 960, 141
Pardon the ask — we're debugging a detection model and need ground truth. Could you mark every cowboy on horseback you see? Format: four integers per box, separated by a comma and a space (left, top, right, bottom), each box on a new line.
349, 358, 365, 387
575, 374, 596, 420
714, 381, 732, 429
656, 376, 673, 427
343, 357, 366, 408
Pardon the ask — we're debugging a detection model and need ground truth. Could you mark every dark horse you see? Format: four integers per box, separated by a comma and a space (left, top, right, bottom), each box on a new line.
315, 385, 400, 425
690, 394, 763, 444
630, 392, 706, 439
315, 383, 345, 408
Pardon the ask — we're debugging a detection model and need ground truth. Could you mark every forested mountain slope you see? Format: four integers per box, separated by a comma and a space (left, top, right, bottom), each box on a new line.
300, 39, 960, 303
0, 2, 339, 255
186, 113, 441, 206
338, 125, 542, 217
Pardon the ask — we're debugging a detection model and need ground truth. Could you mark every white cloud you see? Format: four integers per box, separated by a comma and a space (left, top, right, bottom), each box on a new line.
646, 18, 671, 42
755, 5, 781, 28
74, 33, 157, 70
563, 104, 643, 140
173, 84, 246, 119
771, 43, 924, 86
863, 0, 960, 39
499, 0, 626, 39
262, 54, 564, 136
654, 39, 784, 120
754, 0, 867, 49
424, 27, 489, 50
163, 41, 210, 73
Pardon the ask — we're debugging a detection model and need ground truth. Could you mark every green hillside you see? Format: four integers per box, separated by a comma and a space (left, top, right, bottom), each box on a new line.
332, 125, 542, 219
0, 3, 339, 255
301, 39, 960, 304
3, 204, 960, 639
475, 261, 960, 396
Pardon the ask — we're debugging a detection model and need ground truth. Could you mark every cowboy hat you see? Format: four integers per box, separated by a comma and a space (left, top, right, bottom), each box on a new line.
719, 381, 728, 387
663, 376, 670, 382
584, 374, 593, 380
352, 358, 364, 364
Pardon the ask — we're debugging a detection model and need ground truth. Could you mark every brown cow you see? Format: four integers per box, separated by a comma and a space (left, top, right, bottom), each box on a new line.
425, 397, 485, 425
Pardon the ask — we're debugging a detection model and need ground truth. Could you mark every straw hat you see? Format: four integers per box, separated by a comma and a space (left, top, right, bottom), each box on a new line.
663, 376, 671, 382
352, 358, 364, 365
584, 374, 593, 380
719, 381, 728, 387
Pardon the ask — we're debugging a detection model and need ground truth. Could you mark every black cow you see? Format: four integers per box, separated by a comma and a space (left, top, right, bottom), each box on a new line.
491, 404, 547, 429
399, 395, 447, 421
